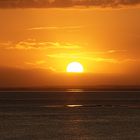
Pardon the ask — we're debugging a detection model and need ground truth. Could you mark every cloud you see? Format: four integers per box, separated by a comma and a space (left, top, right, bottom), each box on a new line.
0, 42, 12, 47
46, 52, 140, 63
5, 40, 81, 50
46, 52, 119, 63
27, 26, 83, 31
0, 0, 140, 8
25, 60, 56, 71
89, 50, 127, 55
25, 60, 47, 66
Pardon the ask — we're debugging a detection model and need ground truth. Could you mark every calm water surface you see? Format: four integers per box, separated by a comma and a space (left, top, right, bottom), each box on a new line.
0, 90, 140, 140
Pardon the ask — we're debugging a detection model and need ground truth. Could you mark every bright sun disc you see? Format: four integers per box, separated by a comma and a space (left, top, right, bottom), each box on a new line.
66, 62, 84, 73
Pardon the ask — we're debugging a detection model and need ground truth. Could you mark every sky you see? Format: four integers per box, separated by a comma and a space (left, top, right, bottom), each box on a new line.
0, 0, 140, 87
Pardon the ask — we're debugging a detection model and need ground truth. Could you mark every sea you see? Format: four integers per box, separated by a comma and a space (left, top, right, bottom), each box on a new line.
0, 89, 140, 140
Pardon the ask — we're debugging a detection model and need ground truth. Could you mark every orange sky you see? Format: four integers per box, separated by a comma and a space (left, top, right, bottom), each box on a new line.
0, 3, 140, 87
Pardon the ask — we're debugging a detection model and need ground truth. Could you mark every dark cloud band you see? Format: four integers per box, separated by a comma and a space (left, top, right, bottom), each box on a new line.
0, 0, 140, 8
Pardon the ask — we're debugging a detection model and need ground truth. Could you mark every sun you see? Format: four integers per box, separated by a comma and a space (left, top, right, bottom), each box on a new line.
66, 62, 84, 73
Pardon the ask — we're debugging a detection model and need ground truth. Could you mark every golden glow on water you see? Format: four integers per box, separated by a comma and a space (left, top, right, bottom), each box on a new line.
67, 89, 84, 92
66, 105, 83, 108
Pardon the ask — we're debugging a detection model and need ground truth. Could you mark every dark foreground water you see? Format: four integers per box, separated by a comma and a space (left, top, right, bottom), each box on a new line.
0, 90, 140, 140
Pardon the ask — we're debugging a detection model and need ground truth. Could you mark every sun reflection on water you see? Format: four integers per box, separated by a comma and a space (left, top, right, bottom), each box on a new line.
67, 89, 84, 93
66, 104, 83, 108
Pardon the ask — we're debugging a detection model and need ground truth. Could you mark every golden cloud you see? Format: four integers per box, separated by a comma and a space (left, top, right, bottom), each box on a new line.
0, 0, 140, 8
5, 40, 81, 50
